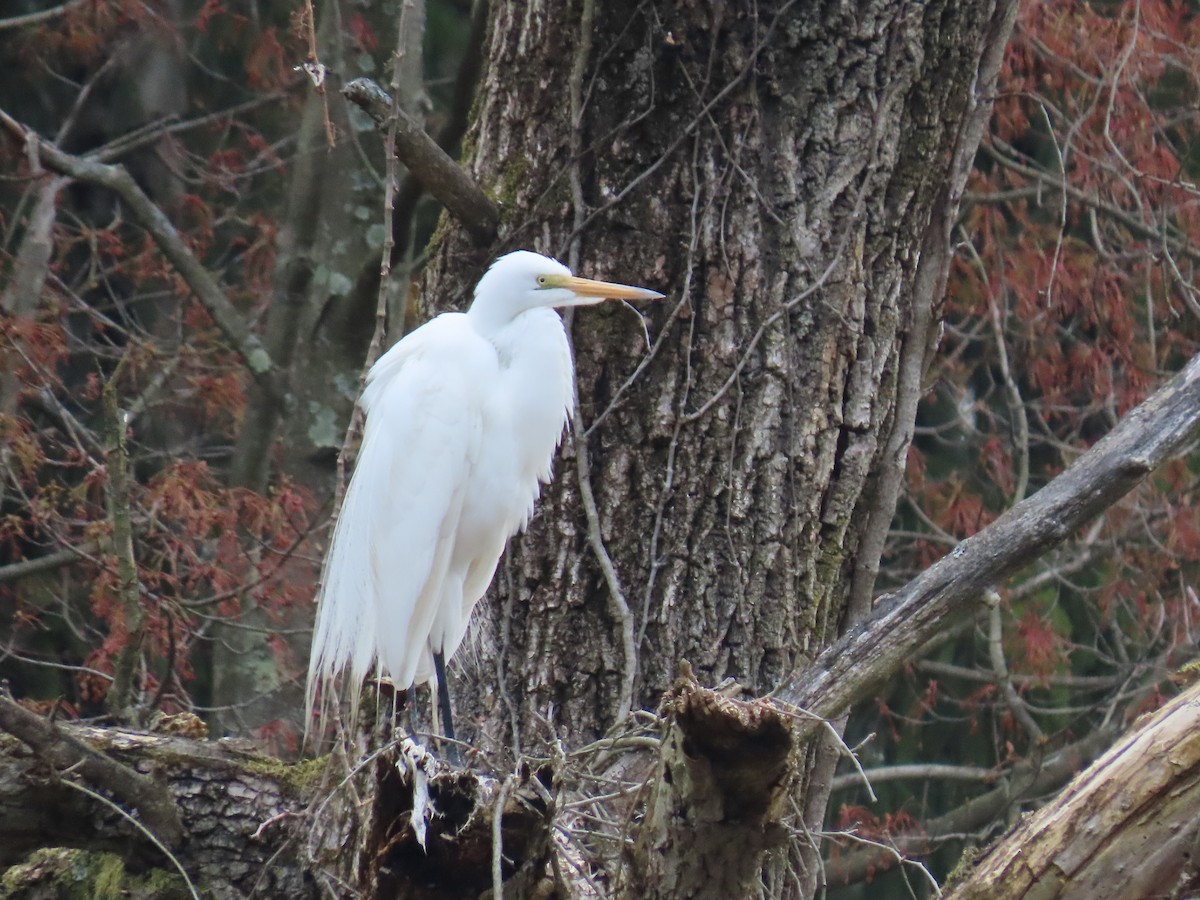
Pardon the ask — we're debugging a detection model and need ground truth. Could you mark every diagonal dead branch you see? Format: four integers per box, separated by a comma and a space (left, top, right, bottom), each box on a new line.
0, 176, 65, 418
776, 350, 1200, 741
0, 109, 279, 393
0, 0, 85, 31
0, 543, 98, 585
0, 691, 182, 847
342, 78, 498, 245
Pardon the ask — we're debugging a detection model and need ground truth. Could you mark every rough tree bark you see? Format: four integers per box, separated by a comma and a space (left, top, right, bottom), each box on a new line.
425, 0, 1019, 755
416, 0, 1016, 893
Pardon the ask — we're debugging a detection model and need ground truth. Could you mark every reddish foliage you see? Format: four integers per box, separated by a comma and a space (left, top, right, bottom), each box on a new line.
193, 0, 225, 33
1013, 608, 1069, 682
869, 4, 1200, 883
347, 13, 379, 53
0, 0, 328, 724
244, 27, 288, 91
832, 804, 926, 882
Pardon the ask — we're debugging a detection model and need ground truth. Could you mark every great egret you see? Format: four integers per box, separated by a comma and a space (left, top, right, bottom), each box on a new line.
306, 250, 663, 742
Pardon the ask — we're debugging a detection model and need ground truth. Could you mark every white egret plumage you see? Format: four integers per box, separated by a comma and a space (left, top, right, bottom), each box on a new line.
306, 250, 663, 738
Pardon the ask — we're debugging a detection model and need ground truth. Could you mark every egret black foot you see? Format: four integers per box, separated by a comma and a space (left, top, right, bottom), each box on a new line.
433, 649, 462, 766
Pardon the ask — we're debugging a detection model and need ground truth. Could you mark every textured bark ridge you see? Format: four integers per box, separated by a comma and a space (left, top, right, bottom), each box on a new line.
422, 0, 1020, 753
945, 679, 1200, 900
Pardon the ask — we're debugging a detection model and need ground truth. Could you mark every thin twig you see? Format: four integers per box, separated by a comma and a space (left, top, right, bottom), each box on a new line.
830, 763, 997, 793
988, 600, 1045, 742
492, 774, 514, 900
102, 356, 145, 720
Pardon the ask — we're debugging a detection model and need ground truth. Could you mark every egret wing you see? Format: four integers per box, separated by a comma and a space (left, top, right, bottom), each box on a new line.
306, 315, 491, 724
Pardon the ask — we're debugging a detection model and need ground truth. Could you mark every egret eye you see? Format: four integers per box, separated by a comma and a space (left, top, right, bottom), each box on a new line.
536, 275, 548, 286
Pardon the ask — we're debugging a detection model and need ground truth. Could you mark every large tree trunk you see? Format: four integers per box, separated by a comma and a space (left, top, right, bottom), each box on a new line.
378, 9, 1011, 894
416, 3, 1019, 893
429, 0, 1018, 753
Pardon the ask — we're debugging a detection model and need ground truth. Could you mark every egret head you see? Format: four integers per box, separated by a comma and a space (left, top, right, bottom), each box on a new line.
470, 250, 663, 325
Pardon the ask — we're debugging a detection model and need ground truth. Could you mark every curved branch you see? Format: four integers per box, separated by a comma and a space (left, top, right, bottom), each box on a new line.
829, 763, 997, 793
0, 109, 279, 392
776, 351, 1200, 740
342, 78, 499, 245
0, 0, 84, 31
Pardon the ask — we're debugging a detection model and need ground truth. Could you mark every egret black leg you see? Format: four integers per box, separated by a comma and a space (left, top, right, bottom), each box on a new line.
433, 649, 460, 765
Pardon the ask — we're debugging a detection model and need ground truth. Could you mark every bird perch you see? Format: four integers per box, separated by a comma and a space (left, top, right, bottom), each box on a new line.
342, 78, 499, 246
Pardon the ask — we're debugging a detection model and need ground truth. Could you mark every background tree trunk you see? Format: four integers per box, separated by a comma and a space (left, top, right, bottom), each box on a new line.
210, 0, 396, 736
414, 5, 1020, 890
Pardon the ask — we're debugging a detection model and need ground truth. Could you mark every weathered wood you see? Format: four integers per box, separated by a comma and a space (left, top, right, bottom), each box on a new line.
632, 664, 794, 899
0, 709, 553, 900
775, 351, 1200, 740
945, 680, 1200, 900
0, 695, 182, 851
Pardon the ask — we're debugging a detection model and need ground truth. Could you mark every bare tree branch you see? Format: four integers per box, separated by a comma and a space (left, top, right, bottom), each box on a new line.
0, 691, 182, 847
829, 763, 997, 793
826, 726, 1116, 888
0, 109, 279, 393
0, 176, 64, 418
776, 351, 1200, 740
342, 77, 499, 245
0, 0, 85, 31
338, 0, 489, 343
0, 543, 98, 585
979, 136, 1200, 267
